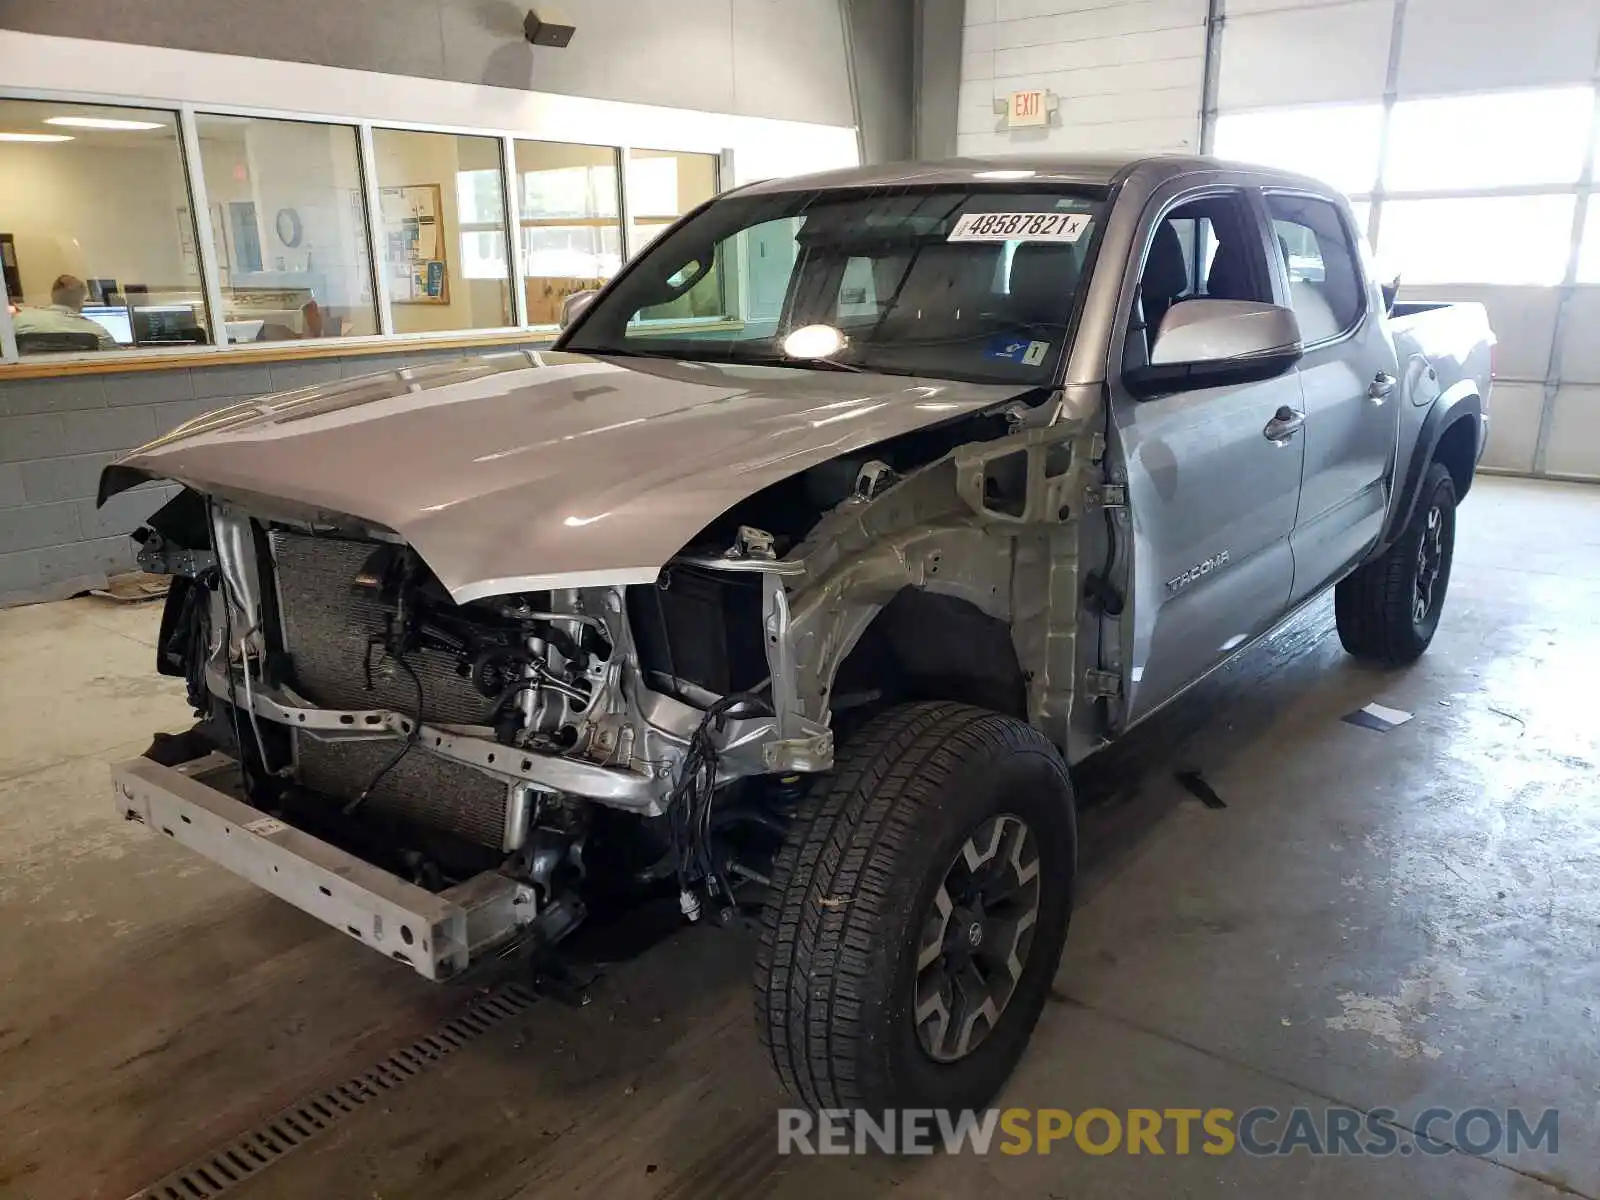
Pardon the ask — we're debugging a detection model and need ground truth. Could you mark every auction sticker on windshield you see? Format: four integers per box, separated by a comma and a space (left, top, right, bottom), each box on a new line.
948, 212, 1091, 242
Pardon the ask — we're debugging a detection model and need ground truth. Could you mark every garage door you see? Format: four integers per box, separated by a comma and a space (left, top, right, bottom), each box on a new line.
1212, 0, 1600, 480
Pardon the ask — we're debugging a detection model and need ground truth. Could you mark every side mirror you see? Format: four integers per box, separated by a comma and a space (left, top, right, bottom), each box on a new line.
559, 289, 599, 330
1127, 299, 1303, 398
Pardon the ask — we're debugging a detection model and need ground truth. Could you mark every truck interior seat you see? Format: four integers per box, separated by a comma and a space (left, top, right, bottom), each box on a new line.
1141, 222, 1189, 333
1204, 238, 1259, 301
1004, 242, 1080, 330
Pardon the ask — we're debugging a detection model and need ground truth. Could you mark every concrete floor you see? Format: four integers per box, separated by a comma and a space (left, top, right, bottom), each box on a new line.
1, 474, 1596, 1200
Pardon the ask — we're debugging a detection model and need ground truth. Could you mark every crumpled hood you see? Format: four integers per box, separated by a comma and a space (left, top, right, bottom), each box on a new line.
103, 349, 1024, 602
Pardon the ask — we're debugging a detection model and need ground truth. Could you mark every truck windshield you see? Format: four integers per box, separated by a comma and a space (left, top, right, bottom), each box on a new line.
561, 184, 1108, 385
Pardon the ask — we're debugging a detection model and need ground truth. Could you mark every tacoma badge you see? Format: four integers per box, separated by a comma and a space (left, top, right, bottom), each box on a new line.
1166, 550, 1231, 594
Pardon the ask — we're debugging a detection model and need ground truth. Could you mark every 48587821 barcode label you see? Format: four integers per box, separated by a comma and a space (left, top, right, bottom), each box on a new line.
947, 211, 1092, 243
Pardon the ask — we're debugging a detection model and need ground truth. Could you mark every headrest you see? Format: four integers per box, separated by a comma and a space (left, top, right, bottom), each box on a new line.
1006, 242, 1080, 326
1206, 239, 1256, 302
1142, 223, 1188, 302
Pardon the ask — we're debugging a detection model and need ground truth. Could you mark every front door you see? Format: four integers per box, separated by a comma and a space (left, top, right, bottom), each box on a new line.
1110, 188, 1306, 725
1265, 192, 1402, 603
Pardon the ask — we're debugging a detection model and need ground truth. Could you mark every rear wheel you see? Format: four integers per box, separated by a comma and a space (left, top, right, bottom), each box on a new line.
1335, 460, 1457, 665
754, 701, 1076, 1112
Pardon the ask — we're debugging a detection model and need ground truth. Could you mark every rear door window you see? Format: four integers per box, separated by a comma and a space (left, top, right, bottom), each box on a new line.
1265, 194, 1364, 344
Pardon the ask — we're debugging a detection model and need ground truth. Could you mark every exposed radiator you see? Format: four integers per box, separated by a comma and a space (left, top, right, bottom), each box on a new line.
267, 530, 512, 849
268, 531, 492, 725
295, 735, 513, 851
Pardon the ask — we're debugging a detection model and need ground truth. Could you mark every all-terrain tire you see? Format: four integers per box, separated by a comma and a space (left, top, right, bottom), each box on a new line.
755, 701, 1076, 1113
1335, 460, 1458, 665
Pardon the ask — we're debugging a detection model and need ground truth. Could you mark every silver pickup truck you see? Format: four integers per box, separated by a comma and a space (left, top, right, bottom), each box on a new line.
103, 153, 1492, 1115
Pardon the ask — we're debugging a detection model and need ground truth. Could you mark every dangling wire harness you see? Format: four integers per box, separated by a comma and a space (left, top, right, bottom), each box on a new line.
667, 691, 765, 920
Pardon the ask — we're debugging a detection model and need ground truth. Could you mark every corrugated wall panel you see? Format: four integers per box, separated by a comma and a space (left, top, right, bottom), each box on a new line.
1398, 0, 1600, 95
1544, 386, 1600, 479
1217, 0, 1393, 108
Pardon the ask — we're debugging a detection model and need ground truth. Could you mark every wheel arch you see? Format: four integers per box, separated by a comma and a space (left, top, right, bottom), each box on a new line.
831, 585, 1029, 722
1377, 382, 1481, 555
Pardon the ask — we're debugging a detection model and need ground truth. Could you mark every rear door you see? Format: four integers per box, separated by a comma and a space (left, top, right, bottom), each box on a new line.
1264, 192, 1402, 603
1108, 186, 1306, 725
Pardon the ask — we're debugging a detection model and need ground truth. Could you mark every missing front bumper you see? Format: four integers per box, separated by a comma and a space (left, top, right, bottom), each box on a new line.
111, 753, 539, 981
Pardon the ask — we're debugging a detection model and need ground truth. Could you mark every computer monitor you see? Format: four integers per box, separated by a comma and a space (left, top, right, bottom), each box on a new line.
81, 305, 134, 346
132, 303, 206, 346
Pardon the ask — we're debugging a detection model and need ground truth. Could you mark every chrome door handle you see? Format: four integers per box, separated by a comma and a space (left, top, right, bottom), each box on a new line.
1263, 405, 1305, 444
1369, 372, 1396, 402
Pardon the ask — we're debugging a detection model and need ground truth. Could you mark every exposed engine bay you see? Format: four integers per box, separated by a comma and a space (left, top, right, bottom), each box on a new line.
118, 376, 1095, 981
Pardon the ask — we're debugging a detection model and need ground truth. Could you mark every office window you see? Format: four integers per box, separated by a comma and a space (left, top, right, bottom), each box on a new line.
0, 99, 209, 355
627, 150, 723, 321
1384, 88, 1593, 192
194, 114, 377, 341
628, 149, 719, 250
514, 141, 622, 326
1378, 196, 1576, 285
372, 128, 512, 333
1266, 194, 1363, 344
1213, 105, 1384, 196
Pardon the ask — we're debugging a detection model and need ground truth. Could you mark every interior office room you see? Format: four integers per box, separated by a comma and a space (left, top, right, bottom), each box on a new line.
2, 1, 1600, 1199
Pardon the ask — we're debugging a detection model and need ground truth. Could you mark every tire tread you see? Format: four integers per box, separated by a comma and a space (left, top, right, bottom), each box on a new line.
1336, 461, 1455, 665
754, 701, 1065, 1110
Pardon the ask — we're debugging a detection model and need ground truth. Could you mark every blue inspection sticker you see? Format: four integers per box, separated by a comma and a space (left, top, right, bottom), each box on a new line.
984, 335, 1050, 365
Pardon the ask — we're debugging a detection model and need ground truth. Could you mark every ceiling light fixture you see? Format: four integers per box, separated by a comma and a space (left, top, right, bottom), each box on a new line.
44, 116, 164, 131
0, 132, 73, 143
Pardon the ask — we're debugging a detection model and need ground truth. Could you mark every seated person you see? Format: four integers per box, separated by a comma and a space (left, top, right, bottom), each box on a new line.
11, 275, 117, 350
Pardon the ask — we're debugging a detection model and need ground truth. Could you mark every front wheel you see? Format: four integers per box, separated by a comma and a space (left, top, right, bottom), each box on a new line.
754, 701, 1076, 1112
1336, 460, 1458, 665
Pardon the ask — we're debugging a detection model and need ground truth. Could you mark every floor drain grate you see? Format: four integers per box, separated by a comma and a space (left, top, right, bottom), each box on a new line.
130, 983, 537, 1200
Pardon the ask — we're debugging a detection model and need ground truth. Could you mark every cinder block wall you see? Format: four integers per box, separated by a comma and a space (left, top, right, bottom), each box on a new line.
0, 342, 546, 606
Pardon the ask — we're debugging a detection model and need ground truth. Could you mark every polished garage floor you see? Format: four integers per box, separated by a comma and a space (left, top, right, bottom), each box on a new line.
1, 475, 1596, 1200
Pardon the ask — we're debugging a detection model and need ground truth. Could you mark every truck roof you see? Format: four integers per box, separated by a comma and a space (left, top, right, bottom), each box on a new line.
736, 153, 1333, 197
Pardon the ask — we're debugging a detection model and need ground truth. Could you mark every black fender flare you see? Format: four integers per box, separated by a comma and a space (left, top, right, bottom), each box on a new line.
1375, 382, 1481, 554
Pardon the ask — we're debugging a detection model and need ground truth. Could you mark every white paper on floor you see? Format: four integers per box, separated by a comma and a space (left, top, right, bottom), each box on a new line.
1342, 702, 1415, 732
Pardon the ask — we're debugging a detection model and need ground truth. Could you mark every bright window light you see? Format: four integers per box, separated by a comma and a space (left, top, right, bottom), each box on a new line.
1384, 87, 1594, 192
1214, 105, 1384, 195
1576, 197, 1600, 283
1378, 196, 1576, 285
1349, 201, 1372, 242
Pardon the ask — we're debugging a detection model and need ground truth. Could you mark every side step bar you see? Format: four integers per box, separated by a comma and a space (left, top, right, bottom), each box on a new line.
112, 754, 537, 981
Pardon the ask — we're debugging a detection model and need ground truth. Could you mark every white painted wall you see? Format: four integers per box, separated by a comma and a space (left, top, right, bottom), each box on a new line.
957, 0, 1207, 157
0, 140, 192, 304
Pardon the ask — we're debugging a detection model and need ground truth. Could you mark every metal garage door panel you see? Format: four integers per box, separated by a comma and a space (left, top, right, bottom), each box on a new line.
1398, 286, 1559, 383
1225, 0, 1362, 10
1555, 290, 1600, 385
1398, 0, 1600, 94
1543, 385, 1600, 479
1480, 382, 1544, 474
1218, 1, 1392, 108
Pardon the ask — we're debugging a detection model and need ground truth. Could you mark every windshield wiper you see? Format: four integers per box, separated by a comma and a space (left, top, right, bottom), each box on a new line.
718, 350, 870, 374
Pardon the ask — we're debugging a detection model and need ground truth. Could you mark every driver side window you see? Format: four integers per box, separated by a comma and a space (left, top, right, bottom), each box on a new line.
1127, 191, 1272, 366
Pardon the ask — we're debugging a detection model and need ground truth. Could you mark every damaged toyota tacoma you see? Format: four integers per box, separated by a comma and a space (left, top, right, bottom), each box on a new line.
104, 154, 1493, 1113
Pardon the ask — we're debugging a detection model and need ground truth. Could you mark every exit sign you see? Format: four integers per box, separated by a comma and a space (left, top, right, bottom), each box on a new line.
1009, 89, 1049, 127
